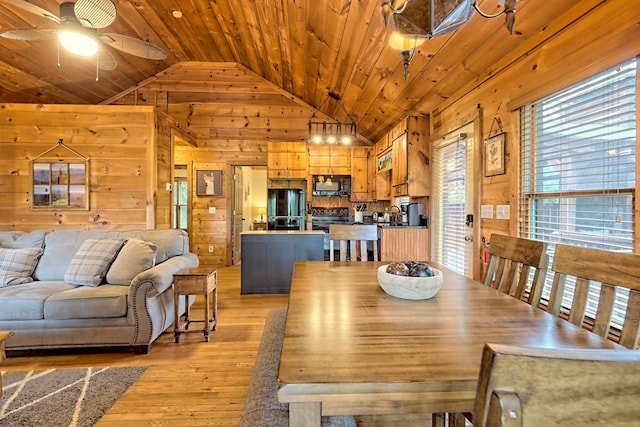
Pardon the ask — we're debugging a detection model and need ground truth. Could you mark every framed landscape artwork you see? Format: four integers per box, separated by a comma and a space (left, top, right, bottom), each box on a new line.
484, 133, 506, 177
32, 160, 89, 209
196, 170, 223, 196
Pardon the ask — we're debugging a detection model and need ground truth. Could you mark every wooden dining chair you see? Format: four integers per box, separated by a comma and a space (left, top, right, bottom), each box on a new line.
329, 224, 379, 261
546, 244, 640, 349
473, 343, 640, 427
483, 234, 549, 306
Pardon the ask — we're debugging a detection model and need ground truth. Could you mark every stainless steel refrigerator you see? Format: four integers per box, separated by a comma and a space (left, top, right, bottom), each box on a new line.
267, 188, 306, 230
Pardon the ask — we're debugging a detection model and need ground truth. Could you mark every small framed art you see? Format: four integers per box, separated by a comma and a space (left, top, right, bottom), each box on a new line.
196, 170, 223, 196
484, 133, 506, 177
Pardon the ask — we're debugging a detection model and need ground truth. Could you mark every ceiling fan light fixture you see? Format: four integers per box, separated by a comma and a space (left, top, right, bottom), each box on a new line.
59, 30, 99, 56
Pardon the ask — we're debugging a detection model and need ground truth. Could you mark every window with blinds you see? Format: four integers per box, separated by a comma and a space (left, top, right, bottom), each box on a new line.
433, 127, 474, 276
519, 59, 637, 324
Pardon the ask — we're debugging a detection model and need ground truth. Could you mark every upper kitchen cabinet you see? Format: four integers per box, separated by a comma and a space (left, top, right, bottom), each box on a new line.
351, 147, 374, 202
375, 136, 392, 201
391, 116, 431, 197
268, 142, 308, 179
308, 145, 351, 175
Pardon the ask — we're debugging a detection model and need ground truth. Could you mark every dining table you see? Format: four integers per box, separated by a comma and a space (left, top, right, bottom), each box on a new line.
277, 261, 623, 427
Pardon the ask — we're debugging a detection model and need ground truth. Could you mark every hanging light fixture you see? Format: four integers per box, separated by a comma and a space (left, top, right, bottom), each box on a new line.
389, 32, 425, 80
308, 92, 357, 145
382, 1, 517, 80
381, 0, 518, 39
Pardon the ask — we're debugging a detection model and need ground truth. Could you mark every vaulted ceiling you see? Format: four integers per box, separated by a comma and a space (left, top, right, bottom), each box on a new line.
0, 1, 598, 143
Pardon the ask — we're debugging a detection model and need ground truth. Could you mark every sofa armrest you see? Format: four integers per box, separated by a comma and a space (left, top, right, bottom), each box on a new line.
127, 253, 199, 347
130, 253, 199, 297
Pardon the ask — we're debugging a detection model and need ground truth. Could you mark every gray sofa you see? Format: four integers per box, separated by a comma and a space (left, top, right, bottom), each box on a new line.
0, 229, 198, 354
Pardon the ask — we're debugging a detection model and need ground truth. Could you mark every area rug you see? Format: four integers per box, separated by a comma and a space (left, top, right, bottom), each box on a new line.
1, 366, 148, 426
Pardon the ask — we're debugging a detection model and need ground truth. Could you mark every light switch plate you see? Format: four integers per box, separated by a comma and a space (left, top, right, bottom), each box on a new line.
480, 205, 494, 219
209, 207, 216, 214
496, 205, 510, 220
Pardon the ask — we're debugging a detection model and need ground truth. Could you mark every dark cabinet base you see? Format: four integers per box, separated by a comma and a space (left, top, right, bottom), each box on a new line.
240, 232, 324, 294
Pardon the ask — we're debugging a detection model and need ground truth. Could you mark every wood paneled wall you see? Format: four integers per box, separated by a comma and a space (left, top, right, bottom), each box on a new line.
175, 143, 267, 267
430, 0, 640, 278
0, 104, 156, 231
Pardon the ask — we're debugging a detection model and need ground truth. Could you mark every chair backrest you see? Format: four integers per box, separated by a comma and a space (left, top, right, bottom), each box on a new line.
473, 343, 640, 427
483, 234, 549, 306
329, 224, 378, 262
547, 244, 640, 349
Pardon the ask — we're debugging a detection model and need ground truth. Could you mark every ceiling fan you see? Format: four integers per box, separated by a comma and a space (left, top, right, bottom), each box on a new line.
0, 0, 167, 73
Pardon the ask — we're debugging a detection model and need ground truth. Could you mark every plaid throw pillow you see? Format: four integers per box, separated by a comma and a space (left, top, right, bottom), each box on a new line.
64, 239, 124, 286
0, 247, 43, 286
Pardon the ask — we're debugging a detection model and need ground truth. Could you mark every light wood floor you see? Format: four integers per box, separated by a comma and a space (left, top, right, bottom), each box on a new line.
2, 265, 432, 426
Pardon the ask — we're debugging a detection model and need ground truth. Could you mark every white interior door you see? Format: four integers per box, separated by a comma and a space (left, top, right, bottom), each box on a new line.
432, 123, 475, 277
231, 167, 244, 265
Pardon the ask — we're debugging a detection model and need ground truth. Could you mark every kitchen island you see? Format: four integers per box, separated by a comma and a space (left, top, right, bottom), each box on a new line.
240, 230, 324, 294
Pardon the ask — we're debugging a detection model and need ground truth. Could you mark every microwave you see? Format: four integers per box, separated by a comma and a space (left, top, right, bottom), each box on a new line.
312, 175, 350, 196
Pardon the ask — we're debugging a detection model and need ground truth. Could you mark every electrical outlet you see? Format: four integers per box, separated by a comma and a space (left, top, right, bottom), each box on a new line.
209, 207, 216, 214
496, 205, 510, 220
208, 245, 214, 253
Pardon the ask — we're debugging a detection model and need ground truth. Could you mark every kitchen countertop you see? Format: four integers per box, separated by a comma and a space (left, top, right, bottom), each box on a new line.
241, 230, 325, 235
347, 221, 428, 228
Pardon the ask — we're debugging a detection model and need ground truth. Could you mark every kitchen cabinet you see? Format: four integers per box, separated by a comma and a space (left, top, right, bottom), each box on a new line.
379, 226, 430, 262
350, 147, 374, 202
308, 145, 351, 175
378, 116, 430, 198
375, 136, 392, 201
268, 142, 308, 179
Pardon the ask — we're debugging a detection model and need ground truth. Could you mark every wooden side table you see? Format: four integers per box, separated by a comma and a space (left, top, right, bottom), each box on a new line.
173, 267, 217, 343
1, 331, 14, 398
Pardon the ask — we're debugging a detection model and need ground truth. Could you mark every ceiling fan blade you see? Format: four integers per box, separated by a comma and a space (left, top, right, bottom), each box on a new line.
99, 33, 167, 60
74, 0, 116, 29
0, 0, 60, 24
95, 47, 116, 70
0, 28, 55, 41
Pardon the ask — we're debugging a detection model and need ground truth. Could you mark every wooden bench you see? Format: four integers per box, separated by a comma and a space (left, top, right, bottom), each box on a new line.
239, 308, 356, 427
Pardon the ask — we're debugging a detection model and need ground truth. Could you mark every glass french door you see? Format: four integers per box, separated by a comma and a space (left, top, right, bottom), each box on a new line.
432, 123, 475, 276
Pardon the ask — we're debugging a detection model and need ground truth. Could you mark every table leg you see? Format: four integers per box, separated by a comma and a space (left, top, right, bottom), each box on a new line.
203, 291, 210, 342
173, 292, 181, 343
184, 295, 190, 330
211, 287, 217, 331
289, 402, 321, 427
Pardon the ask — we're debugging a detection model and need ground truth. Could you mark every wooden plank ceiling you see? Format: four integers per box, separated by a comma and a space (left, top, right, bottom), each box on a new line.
0, 0, 592, 143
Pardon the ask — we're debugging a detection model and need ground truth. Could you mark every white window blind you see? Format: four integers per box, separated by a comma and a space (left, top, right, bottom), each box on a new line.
520, 59, 637, 324
433, 132, 471, 275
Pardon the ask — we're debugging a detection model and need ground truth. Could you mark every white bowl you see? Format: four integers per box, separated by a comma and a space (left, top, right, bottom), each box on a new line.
377, 264, 443, 300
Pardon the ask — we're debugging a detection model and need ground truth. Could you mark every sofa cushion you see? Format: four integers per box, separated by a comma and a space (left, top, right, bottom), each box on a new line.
106, 238, 157, 285
0, 281, 74, 320
64, 239, 124, 286
0, 231, 46, 249
0, 247, 43, 286
44, 285, 129, 320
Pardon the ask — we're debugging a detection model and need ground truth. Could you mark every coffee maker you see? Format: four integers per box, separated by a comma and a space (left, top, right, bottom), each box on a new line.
407, 203, 420, 226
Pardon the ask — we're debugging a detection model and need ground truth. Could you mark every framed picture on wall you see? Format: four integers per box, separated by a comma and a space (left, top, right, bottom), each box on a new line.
31, 160, 89, 209
484, 133, 506, 177
196, 170, 223, 196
